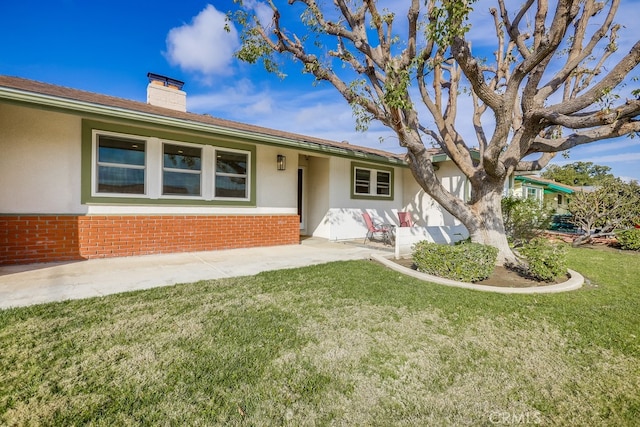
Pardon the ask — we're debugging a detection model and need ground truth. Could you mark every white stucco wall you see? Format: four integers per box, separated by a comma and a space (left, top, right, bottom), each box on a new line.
0, 104, 84, 214
402, 163, 466, 227
308, 156, 405, 241
304, 156, 474, 242
0, 103, 297, 216
394, 224, 469, 258
306, 156, 331, 237
392, 162, 471, 254
255, 146, 298, 209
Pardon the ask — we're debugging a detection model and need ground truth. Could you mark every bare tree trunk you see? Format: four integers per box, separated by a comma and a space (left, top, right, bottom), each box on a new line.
466, 184, 518, 266
572, 231, 616, 247
406, 148, 517, 266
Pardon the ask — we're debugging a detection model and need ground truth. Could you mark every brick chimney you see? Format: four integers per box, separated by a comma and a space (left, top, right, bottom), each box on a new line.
146, 72, 186, 112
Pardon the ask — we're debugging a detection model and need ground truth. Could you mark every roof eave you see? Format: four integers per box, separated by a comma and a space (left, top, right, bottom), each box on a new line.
514, 176, 575, 194
430, 151, 480, 163
0, 85, 406, 167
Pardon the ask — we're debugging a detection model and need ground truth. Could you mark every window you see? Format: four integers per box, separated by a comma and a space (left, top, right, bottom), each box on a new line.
351, 163, 394, 199
376, 171, 390, 195
215, 150, 248, 199
96, 135, 146, 194
85, 120, 255, 205
163, 143, 202, 196
355, 169, 371, 194
525, 186, 541, 201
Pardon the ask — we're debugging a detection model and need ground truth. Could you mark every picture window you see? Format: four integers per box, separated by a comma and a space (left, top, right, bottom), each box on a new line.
162, 143, 202, 196
215, 150, 248, 199
96, 135, 146, 195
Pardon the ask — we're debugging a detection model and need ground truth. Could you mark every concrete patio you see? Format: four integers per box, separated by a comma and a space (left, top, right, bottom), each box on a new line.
0, 238, 390, 309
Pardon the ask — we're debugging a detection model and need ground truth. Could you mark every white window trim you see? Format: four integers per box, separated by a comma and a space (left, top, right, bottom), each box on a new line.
159, 139, 204, 200
213, 147, 251, 201
92, 130, 148, 198
92, 130, 251, 202
353, 166, 392, 198
524, 185, 543, 202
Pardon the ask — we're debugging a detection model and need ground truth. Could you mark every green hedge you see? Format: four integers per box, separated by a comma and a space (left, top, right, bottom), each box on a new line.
518, 237, 568, 282
412, 241, 498, 282
616, 228, 640, 251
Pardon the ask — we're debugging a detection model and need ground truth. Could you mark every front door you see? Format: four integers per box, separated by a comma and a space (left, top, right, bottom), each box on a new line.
298, 167, 305, 230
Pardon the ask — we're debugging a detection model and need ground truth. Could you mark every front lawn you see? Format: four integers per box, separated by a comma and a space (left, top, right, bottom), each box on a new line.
1, 247, 639, 425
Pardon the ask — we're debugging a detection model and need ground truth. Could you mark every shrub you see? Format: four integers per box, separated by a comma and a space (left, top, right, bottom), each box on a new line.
412, 241, 498, 282
501, 196, 553, 247
518, 237, 568, 282
616, 228, 640, 251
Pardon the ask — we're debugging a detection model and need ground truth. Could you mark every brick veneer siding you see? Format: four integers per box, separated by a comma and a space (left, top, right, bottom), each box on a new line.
0, 215, 300, 265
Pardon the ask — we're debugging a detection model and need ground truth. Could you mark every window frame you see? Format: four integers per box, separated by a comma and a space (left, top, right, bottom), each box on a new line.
83, 120, 256, 206
93, 132, 148, 198
213, 148, 251, 201
354, 168, 371, 195
375, 170, 391, 196
524, 185, 543, 202
161, 141, 203, 198
350, 162, 394, 200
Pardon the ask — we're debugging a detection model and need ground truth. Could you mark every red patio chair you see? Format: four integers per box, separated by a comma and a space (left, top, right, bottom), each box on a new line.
362, 213, 393, 245
398, 211, 413, 227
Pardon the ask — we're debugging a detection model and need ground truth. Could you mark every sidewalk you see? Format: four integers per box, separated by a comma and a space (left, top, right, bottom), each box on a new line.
0, 238, 391, 310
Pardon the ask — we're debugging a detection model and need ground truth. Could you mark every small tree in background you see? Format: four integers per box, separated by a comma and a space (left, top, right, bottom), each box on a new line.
569, 179, 640, 246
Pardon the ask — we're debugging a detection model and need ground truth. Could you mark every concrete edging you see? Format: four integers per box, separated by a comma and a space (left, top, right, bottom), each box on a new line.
371, 253, 584, 294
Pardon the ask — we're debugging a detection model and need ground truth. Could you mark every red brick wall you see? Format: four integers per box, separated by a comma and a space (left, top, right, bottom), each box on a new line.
0, 216, 81, 265
1, 214, 300, 265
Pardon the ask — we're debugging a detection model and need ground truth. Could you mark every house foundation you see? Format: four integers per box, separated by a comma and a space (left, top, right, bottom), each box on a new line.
1, 214, 300, 265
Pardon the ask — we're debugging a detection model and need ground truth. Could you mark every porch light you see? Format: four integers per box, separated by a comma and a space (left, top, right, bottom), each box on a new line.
277, 154, 286, 171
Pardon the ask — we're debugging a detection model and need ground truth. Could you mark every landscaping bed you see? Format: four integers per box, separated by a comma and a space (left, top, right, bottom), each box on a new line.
391, 257, 567, 288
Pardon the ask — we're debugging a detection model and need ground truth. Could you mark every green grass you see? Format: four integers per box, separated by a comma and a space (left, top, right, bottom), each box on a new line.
1, 246, 639, 425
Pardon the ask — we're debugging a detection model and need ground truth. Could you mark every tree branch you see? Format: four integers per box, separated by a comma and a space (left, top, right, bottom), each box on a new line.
546, 41, 640, 116
538, 100, 640, 129
515, 152, 556, 171
451, 37, 502, 110
498, 0, 534, 59
529, 120, 640, 152
537, 0, 620, 101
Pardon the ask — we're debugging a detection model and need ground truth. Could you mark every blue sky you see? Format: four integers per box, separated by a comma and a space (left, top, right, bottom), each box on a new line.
1, 0, 639, 181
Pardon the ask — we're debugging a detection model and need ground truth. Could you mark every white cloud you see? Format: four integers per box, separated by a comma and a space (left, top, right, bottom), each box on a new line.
188, 78, 276, 115
187, 80, 400, 152
567, 151, 640, 165
165, 4, 239, 77
575, 138, 637, 155
243, 0, 274, 28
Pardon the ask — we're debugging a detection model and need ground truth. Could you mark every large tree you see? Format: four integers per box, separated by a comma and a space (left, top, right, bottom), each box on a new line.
541, 161, 614, 186
229, 0, 640, 265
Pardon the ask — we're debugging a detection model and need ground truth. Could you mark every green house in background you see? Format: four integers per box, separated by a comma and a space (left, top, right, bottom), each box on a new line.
510, 174, 579, 214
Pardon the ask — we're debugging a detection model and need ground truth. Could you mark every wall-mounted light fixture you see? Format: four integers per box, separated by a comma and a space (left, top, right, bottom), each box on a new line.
277, 154, 286, 171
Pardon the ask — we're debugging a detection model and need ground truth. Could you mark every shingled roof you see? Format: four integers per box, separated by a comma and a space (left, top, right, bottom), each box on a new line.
0, 75, 420, 163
